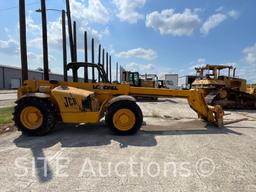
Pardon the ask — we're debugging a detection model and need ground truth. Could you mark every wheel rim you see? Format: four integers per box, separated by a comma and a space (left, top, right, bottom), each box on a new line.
113, 109, 136, 131
20, 106, 43, 130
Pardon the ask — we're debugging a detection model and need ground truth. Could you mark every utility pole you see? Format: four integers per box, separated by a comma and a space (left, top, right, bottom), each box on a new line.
62, 10, 67, 81
66, 0, 74, 62
19, 0, 28, 82
40, 0, 49, 80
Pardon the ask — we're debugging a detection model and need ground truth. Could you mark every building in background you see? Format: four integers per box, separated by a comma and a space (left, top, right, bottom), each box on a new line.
0, 65, 83, 89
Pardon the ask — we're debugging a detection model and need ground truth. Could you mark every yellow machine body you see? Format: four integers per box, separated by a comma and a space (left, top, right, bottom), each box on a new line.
51, 86, 102, 123
139, 79, 156, 88
191, 64, 256, 109
193, 77, 247, 92
17, 80, 224, 127
247, 84, 256, 95
122, 71, 158, 88
15, 2, 226, 136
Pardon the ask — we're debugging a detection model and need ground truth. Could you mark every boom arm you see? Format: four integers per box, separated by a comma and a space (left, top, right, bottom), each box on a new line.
128, 87, 223, 127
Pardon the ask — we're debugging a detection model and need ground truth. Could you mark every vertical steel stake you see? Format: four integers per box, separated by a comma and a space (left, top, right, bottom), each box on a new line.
102, 48, 105, 72
84, 31, 88, 82
116, 62, 118, 82
72, 21, 78, 82
106, 52, 109, 82
98, 44, 101, 82
19, 0, 28, 82
65, 0, 74, 62
109, 55, 112, 83
92, 38, 95, 82
62, 10, 67, 81
40, 0, 49, 80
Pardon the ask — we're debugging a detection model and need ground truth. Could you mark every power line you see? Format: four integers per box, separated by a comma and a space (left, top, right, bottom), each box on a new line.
0, 1, 40, 12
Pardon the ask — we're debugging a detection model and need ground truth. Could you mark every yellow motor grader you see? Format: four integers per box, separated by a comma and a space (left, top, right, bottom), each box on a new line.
192, 64, 256, 109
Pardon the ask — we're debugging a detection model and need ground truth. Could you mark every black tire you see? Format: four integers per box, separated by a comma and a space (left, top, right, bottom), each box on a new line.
105, 100, 143, 135
14, 97, 57, 136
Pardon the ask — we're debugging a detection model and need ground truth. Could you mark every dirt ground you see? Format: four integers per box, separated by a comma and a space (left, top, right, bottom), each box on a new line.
0, 98, 256, 191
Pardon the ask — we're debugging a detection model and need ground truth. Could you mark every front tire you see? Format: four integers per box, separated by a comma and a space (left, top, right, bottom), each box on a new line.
14, 97, 57, 136
105, 101, 143, 135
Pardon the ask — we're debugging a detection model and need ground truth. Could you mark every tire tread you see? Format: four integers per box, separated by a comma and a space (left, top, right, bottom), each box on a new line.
14, 97, 57, 136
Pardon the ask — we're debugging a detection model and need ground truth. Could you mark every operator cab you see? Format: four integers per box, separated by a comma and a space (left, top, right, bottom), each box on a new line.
195, 64, 236, 80
124, 71, 140, 87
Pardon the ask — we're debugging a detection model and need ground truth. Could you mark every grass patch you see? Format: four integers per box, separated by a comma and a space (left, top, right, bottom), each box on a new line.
0, 107, 14, 124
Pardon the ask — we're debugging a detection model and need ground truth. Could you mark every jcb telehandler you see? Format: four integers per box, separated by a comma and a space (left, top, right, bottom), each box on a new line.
15, 63, 224, 136
14, 0, 225, 136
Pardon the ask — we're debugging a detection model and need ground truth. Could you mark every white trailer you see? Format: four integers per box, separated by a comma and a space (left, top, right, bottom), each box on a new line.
165, 74, 178, 89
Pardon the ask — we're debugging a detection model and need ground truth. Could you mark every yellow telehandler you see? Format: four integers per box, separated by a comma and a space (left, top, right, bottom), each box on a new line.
14, 1, 225, 136
14, 62, 224, 136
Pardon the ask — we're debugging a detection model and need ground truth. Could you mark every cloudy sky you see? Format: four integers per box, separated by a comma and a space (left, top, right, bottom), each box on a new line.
0, 0, 256, 82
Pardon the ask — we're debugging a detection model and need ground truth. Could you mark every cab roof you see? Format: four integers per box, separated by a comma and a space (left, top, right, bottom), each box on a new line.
195, 64, 234, 71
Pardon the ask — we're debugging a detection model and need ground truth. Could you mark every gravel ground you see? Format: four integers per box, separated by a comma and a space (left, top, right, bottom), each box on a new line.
0, 90, 16, 108
0, 98, 255, 191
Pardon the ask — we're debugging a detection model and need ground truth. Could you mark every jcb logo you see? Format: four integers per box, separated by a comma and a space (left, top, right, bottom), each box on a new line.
93, 85, 118, 90
64, 97, 77, 107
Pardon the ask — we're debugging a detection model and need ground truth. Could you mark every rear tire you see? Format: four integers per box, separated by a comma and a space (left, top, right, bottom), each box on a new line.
14, 97, 57, 136
105, 101, 143, 135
